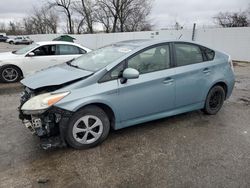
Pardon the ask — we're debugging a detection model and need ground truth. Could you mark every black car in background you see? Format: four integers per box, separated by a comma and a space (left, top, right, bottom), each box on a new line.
0, 35, 8, 42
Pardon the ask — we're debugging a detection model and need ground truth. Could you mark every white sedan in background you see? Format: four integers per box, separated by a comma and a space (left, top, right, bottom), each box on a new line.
0, 41, 91, 83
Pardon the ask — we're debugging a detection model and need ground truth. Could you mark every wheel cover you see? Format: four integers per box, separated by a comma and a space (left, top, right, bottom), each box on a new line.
72, 115, 104, 144
209, 91, 222, 110
2, 68, 18, 82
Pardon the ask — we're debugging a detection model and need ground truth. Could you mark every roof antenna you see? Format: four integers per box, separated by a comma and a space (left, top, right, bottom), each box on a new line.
178, 34, 183, 40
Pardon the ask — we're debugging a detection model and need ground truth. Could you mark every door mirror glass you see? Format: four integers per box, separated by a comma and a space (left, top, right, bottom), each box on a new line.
27, 52, 35, 56
122, 68, 139, 79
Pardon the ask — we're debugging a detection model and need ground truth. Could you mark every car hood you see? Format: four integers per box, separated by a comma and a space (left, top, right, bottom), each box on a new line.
21, 64, 93, 90
0, 52, 18, 60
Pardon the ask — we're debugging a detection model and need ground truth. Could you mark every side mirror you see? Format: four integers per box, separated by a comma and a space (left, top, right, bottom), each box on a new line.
121, 68, 139, 83
27, 52, 35, 57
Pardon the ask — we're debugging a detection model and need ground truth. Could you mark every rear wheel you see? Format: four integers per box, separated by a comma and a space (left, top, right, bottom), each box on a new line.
65, 106, 110, 149
0, 65, 22, 83
9, 41, 13, 44
203, 85, 225, 115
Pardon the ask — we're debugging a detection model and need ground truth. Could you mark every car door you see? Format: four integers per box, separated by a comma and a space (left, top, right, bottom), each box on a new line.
23, 44, 59, 74
55, 44, 86, 63
15, 37, 21, 44
173, 42, 214, 108
116, 44, 176, 123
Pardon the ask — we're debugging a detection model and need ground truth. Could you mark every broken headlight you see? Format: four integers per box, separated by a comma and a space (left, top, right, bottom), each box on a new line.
21, 91, 70, 114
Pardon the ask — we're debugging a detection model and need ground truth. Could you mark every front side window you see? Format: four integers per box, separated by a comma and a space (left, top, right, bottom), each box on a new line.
175, 43, 203, 66
57, 44, 82, 55
127, 44, 170, 74
99, 62, 125, 82
32, 45, 56, 56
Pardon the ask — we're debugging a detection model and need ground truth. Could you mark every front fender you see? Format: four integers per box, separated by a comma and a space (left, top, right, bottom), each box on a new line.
55, 95, 121, 124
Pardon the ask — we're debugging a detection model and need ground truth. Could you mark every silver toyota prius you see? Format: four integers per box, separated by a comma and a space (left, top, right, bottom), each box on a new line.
19, 40, 235, 149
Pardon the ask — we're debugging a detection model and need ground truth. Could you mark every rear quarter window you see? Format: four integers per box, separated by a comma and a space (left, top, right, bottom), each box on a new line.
201, 47, 215, 61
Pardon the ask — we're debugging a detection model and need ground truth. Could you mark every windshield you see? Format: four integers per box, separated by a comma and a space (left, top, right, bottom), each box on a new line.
70, 44, 136, 72
13, 43, 39, 55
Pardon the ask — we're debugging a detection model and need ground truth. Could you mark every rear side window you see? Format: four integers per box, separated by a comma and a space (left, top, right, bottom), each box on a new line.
175, 43, 203, 66
57, 44, 82, 55
79, 48, 87, 54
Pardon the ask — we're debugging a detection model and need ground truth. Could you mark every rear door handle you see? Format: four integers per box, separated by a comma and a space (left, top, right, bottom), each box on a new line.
203, 68, 211, 74
163, 77, 174, 84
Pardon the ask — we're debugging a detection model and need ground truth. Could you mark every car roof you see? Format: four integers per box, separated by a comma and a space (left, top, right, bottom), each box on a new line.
114, 39, 209, 48
36, 41, 91, 51
37, 41, 80, 45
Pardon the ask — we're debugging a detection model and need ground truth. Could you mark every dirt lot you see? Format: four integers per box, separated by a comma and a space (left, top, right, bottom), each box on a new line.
0, 43, 250, 188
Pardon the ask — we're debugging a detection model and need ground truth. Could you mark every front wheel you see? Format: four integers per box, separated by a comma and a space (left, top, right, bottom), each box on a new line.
65, 106, 110, 149
203, 85, 225, 115
0, 65, 22, 83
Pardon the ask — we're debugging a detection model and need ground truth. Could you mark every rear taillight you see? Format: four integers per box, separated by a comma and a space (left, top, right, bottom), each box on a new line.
228, 57, 234, 72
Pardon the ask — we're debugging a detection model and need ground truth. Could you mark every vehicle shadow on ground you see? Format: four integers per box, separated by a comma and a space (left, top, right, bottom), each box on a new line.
49, 109, 206, 153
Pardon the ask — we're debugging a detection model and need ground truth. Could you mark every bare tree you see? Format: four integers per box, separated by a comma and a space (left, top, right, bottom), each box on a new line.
23, 6, 59, 34
0, 23, 7, 33
73, 18, 85, 34
73, 0, 95, 33
214, 11, 249, 27
122, 0, 153, 32
49, 0, 74, 34
95, 1, 113, 32
97, 0, 121, 32
96, 0, 153, 32
7, 21, 24, 35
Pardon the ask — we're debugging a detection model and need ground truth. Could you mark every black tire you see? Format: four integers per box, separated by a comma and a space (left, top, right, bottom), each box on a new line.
203, 85, 225, 115
65, 106, 110, 149
9, 41, 13, 44
0, 65, 22, 83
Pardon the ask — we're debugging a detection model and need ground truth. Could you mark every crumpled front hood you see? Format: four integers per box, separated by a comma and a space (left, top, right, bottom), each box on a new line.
21, 64, 93, 90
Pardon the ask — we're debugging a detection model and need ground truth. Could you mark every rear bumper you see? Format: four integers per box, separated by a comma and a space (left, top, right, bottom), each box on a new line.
226, 73, 235, 99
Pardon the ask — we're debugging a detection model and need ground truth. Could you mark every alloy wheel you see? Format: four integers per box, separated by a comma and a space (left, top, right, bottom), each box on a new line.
72, 115, 104, 144
209, 90, 222, 110
2, 68, 18, 82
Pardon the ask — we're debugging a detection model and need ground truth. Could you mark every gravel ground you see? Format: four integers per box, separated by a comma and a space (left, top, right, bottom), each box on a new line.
0, 42, 250, 188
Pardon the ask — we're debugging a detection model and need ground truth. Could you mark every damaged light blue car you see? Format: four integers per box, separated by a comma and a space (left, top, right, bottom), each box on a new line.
19, 40, 235, 149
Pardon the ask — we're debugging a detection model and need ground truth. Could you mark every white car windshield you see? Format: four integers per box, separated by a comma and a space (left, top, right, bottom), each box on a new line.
70, 44, 136, 72
13, 43, 39, 55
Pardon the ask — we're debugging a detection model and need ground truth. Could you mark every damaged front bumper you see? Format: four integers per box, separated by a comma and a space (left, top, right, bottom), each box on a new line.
19, 88, 72, 149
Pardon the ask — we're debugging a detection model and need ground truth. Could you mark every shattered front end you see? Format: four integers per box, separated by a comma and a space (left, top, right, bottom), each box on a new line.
19, 87, 72, 149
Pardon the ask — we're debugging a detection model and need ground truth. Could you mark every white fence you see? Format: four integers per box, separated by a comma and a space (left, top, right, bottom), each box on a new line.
26, 27, 250, 62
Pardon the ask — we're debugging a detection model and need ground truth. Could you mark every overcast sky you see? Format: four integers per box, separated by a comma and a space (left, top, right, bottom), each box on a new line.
0, 0, 249, 30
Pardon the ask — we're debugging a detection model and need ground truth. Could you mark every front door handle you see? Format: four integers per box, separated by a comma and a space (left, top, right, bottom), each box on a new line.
203, 68, 211, 74
163, 77, 174, 84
